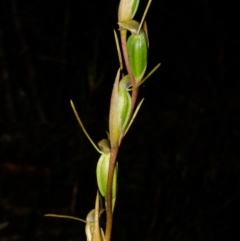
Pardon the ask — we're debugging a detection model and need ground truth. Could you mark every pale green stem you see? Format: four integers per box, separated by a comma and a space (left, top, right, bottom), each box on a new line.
44, 214, 86, 223
114, 30, 123, 71
129, 63, 161, 91
124, 98, 144, 136
70, 100, 102, 155
137, 0, 153, 34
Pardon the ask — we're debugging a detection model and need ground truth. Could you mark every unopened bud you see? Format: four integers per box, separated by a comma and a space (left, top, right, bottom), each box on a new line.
118, 0, 140, 21
96, 141, 118, 199
127, 29, 148, 83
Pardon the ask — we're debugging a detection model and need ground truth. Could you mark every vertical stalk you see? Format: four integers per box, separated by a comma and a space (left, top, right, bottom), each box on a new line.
105, 146, 119, 241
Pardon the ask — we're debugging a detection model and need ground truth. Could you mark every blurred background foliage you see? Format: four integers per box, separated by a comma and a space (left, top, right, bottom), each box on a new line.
0, 0, 239, 240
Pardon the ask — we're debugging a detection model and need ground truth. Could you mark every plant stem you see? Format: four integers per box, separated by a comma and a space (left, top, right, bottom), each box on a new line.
105, 146, 119, 241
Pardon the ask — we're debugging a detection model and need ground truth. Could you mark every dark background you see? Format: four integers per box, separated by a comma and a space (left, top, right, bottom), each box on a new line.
0, 0, 239, 240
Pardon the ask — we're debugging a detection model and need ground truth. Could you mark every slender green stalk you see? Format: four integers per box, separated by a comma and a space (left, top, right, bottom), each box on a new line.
137, 0, 152, 34
44, 214, 86, 223
70, 100, 103, 155
114, 30, 123, 71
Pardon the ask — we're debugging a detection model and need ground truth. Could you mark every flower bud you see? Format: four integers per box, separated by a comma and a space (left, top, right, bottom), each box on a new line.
85, 209, 95, 241
118, 0, 140, 21
96, 140, 118, 199
127, 29, 148, 83
118, 75, 132, 131
109, 69, 122, 147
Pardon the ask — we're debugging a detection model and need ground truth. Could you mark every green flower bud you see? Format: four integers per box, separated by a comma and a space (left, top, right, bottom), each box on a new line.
109, 70, 132, 146
127, 29, 148, 83
96, 140, 118, 199
118, 0, 140, 21
119, 75, 132, 131
96, 152, 118, 199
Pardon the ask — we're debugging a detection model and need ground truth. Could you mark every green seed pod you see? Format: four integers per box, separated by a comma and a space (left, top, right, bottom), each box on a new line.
118, 0, 140, 21
127, 29, 148, 83
96, 153, 118, 199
